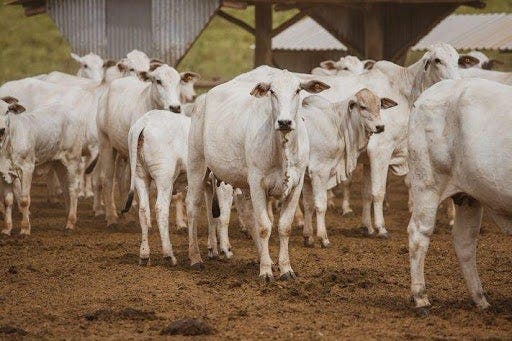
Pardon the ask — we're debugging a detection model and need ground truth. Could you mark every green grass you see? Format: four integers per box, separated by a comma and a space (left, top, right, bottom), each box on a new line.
0, 1, 511, 84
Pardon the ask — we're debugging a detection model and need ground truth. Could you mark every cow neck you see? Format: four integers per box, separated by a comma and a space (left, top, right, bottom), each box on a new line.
272, 126, 299, 199
144, 83, 161, 110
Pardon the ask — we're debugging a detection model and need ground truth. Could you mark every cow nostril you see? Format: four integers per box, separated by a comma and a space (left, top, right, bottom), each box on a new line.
169, 105, 181, 113
278, 120, 292, 127
376, 125, 385, 133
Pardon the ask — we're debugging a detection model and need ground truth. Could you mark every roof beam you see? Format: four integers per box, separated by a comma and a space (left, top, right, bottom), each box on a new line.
217, 9, 255, 35
271, 11, 306, 37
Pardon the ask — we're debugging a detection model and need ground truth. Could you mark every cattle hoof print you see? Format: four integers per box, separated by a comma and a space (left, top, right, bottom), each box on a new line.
139, 258, 151, 266
163, 256, 177, 267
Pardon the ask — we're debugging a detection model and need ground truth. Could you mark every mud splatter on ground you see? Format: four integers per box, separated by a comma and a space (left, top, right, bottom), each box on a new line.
0, 170, 511, 338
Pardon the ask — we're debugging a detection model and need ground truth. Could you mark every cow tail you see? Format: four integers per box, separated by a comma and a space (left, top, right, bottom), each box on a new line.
211, 174, 220, 219
84, 154, 98, 174
122, 122, 144, 214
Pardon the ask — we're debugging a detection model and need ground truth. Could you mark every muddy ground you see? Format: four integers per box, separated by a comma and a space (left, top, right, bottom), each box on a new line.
0, 169, 511, 339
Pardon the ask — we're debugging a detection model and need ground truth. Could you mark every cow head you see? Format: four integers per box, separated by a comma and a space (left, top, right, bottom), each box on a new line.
126, 49, 151, 73
180, 72, 201, 103
71, 53, 104, 83
337, 56, 366, 74
422, 42, 460, 85
459, 50, 503, 70
348, 88, 396, 135
250, 70, 330, 133
138, 64, 182, 113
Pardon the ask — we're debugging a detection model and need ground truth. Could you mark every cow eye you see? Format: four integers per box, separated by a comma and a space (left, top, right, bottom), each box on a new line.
360, 106, 367, 111
130, 68, 135, 72
342, 67, 349, 71
434, 58, 441, 64
156, 79, 162, 85
269, 89, 274, 95
83, 64, 88, 69
296, 89, 300, 94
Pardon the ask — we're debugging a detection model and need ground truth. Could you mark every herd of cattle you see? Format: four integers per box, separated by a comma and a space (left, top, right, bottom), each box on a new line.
0, 43, 510, 313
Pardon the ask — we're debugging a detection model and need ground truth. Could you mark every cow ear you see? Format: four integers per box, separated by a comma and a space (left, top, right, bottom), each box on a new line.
381, 97, 398, 109
482, 59, 503, 70
8, 103, 25, 115
137, 71, 154, 83
1, 96, 18, 105
250, 82, 271, 98
364, 60, 375, 70
117, 62, 130, 73
458, 55, 480, 68
149, 62, 163, 71
181, 72, 201, 83
320, 60, 337, 70
70, 53, 83, 64
300, 80, 330, 94
103, 59, 117, 69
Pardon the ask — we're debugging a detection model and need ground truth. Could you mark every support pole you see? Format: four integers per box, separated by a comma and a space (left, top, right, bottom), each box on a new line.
364, 5, 384, 60
254, 2, 273, 67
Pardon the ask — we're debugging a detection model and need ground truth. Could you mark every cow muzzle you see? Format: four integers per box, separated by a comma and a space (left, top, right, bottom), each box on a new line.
169, 105, 181, 113
277, 119, 293, 132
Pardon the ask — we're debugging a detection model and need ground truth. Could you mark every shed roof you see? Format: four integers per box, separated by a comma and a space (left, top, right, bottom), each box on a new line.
412, 13, 512, 51
272, 17, 347, 51
272, 13, 512, 52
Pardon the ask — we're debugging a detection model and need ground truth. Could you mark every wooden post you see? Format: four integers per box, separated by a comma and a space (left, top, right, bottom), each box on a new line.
364, 5, 384, 61
254, 2, 273, 67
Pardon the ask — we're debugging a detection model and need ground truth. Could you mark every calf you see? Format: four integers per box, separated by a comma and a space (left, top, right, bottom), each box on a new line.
301, 89, 397, 247
187, 69, 329, 279
0, 102, 84, 235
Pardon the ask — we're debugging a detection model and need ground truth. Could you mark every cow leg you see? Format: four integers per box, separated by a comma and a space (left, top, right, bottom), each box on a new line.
301, 179, 315, 247
408, 189, 439, 310
16, 164, 34, 236
185, 160, 207, 268
361, 163, 374, 235
135, 173, 151, 265
447, 199, 456, 226
327, 189, 336, 209
277, 178, 304, 279
155, 175, 177, 266
54, 160, 81, 231
294, 203, 305, 229
1, 191, 13, 236
249, 174, 273, 280
234, 191, 253, 236
341, 180, 353, 216
99, 137, 118, 227
204, 181, 219, 260
92, 164, 105, 217
46, 170, 61, 204
217, 183, 234, 259
311, 172, 330, 248
452, 199, 488, 308
370, 151, 392, 238
173, 191, 188, 230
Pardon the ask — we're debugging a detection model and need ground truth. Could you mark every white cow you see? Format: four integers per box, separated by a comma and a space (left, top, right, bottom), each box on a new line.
312, 56, 375, 76
301, 89, 397, 247
0, 102, 84, 235
458, 51, 503, 70
407, 78, 512, 312
97, 64, 199, 227
186, 69, 329, 279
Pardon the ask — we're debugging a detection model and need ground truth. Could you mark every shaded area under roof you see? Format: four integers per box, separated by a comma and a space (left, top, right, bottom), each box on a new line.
273, 14, 512, 52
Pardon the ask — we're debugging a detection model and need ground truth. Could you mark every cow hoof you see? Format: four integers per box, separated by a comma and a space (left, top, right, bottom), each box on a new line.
191, 262, 205, 271
175, 225, 187, 232
414, 306, 430, 317
1, 230, 11, 237
303, 237, 315, 248
207, 248, 219, 260
321, 239, 331, 248
221, 249, 234, 260
163, 256, 177, 267
360, 226, 374, 237
64, 229, 74, 236
342, 209, 354, 217
259, 274, 274, 284
139, 257, 151, 266
106, 222, 119, 229
377, 231, 390, 239
279, 271, 296, 280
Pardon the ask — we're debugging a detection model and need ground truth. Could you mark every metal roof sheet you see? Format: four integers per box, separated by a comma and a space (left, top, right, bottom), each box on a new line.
412, 13, 512, 51
272, 17, 347, 51
273, 14, 512, 52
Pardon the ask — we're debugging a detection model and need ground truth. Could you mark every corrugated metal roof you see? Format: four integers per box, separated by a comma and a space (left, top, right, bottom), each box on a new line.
412, 14, 512, 51
272, 17, 347, 51
273, 14, 512, 52
45, 0, 220, 65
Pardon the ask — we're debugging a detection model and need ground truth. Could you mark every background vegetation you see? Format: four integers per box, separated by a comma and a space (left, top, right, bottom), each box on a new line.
0, 1, 511, 84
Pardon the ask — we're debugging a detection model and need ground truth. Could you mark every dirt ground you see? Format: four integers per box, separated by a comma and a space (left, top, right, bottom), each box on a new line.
0, 169, 511, 339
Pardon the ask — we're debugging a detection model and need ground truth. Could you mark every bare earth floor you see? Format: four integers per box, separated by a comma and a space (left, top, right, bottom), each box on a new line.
0, 169, 511, 339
